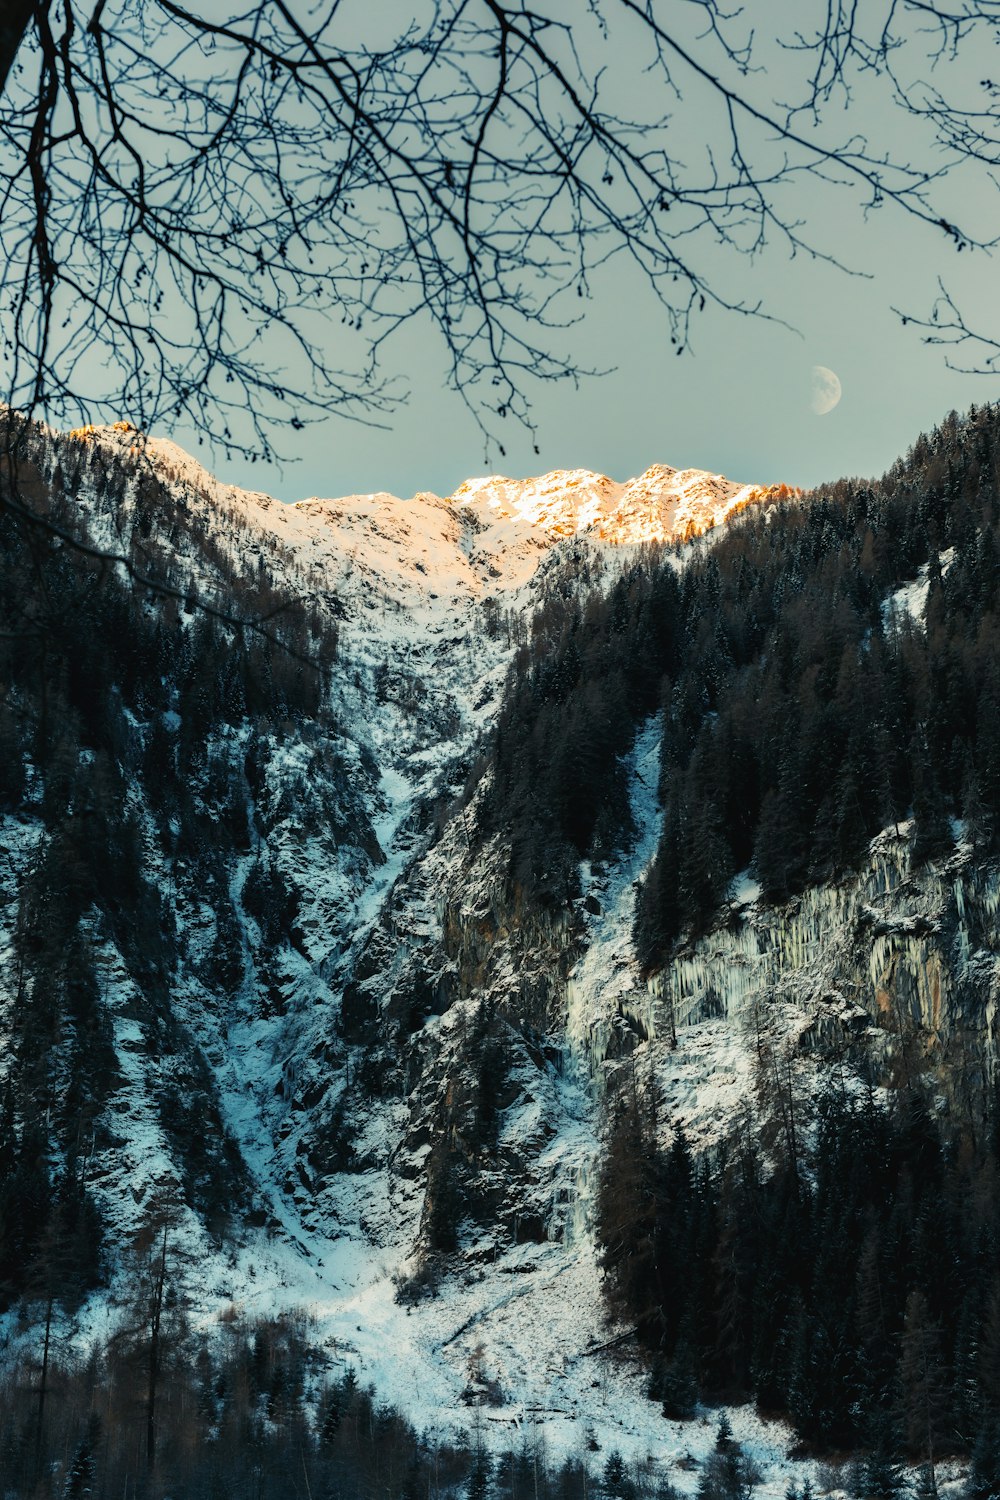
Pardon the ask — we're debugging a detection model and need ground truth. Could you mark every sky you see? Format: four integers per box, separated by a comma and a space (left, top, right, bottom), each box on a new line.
13, 1, 1000, 506
171, 1, 1000, 506
208, 227, 997, 506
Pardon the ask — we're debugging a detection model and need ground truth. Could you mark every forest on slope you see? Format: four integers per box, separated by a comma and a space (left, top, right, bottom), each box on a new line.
484, 403, 1000, 961
0, 417, 339, 1312
5, 404, 1000, 1492
482, 403, 1000, 1477
596, 1072, 1000, 1475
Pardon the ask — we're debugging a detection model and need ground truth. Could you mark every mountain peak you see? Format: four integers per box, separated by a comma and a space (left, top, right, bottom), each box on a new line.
450, 463, 798, 546
62, 421, 797, 551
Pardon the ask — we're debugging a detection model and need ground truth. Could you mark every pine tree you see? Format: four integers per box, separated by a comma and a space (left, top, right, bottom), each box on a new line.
696, 1417, 760, 1500
715, 1412, 734, 1452
897, 1289, 947, 1469
656, 1338, 699, 1421
855, 1225, 893, 1413
468, 1443, 493, 1500
602, 1451, 636, 1500
966, 1417, 1000, 1500
849, 1430, 906, 1500
979, 1278, 1000, 1416
63, 1413, 100, 1499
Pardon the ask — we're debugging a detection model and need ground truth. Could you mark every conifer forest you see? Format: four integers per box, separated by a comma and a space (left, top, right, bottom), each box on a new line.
5, 403, 1000, 1497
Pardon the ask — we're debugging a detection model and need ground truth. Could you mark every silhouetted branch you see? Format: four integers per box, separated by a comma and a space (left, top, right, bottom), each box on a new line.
2, 1, 998, 474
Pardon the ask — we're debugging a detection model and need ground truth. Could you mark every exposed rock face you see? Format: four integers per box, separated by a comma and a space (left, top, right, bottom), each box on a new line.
640, 830, 1000, 1099
392, 750, 1000, 1252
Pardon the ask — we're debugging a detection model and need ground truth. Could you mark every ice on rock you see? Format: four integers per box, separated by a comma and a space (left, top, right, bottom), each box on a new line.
552, 721, 667, 1244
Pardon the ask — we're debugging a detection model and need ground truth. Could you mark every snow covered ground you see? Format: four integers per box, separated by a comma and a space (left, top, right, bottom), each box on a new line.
881, 546, 956, 632
53, 722, 822, 1491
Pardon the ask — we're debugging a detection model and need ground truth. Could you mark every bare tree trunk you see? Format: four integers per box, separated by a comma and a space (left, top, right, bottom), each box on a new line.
34, 1291, 52, 1470
0, 0, 37, 95
146, 1225, 168, 1472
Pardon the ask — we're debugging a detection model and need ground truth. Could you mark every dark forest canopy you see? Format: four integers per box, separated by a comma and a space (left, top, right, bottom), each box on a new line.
482, 402, 1000, 970
0, 420, 334, 1313
596, 1073, 1000, 1470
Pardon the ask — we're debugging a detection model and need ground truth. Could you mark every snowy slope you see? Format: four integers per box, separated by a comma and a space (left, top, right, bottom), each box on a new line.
73, 427, 793, 859
0, 419, 835, 1482
6, 414, 998, 1500
62, 717, 813, 1488
450, 466, 799, 545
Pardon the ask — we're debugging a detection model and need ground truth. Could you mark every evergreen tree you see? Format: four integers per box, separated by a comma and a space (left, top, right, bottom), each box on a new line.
467, 1443, 493, 1500
602, 1451, 636, 1500
849, 1431, 906, 1500
897, 1289, 948, 1467
696, 1417, 760, 1500
655, 1338, 699, 1422
63, 1414, 100, 1499
967, 1418, 1000, 1500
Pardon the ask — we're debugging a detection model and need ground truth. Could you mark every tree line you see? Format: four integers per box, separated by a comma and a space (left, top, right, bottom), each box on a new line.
596, 1071, 1000, 1485
0, 1294, 702, 1500
0, 420, 337, 1312
481, 403, 1000, 973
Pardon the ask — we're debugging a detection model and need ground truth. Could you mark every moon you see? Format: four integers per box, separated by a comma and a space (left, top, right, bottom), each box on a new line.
810, 364, 842, 416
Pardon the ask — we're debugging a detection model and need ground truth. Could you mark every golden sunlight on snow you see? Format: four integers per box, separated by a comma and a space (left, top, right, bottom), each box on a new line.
451, 466, 800, 546
73, 424, 799, 556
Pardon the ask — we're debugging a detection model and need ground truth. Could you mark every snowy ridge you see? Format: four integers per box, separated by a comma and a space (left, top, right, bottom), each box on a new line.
444, 464, 795, 547
72, 426, 799, 814
59, 432, 798, 780
98, 423, 795, 558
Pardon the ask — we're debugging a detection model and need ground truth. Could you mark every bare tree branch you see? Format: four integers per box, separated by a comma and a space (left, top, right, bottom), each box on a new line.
2, 0, 998, 476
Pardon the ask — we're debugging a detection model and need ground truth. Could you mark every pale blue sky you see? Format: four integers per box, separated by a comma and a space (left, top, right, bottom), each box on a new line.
199, 220, 996, 504
109, 5, 1000, 501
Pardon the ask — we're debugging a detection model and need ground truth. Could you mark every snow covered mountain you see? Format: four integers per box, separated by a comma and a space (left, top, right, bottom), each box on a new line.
0, 422, 796, 1446
3, 408, 1000, 1495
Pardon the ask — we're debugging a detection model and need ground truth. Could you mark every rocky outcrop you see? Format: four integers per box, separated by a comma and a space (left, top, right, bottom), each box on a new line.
644, 827, 1000, 1112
